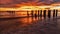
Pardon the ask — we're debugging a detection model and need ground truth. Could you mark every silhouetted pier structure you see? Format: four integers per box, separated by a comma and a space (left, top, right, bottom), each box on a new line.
56, 10, 58, 17
38, 10, 40, 16
43, 10, 46, 18
35, 10, 38, 17
40, 10, 42, 17
27, 11, 29, 17
48, 10, 51, 18
53, 10, 55, 17
0, 9, 58, 18
7, 11, 16, 16
26, 9, 58, 18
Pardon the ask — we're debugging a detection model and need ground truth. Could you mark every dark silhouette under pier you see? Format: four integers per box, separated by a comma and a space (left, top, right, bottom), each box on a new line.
40, 10, 42, 17
43, 10, 46, 18
56, 10, 58, 17
53, 9, 55, 17
48, 10, 51, 18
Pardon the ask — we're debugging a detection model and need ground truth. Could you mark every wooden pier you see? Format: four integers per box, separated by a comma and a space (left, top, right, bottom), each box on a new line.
0, 9, 58, 18
26, 9, 58, 18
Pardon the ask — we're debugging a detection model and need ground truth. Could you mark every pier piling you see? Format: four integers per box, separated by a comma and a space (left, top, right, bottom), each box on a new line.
38, 10, 39, 16
43, 10, 46, 18
31, 10, 34, 17
35, 10, 37, 17
48, 10, 51, 18
40, 10, 42, 17
56, 10, 58, 17
27, 11, 29, 17
53, 9, 55, 17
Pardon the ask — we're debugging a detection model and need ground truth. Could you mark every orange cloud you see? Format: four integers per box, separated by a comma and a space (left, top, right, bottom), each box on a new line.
0, 0, 13, 4
0, 0, 60, 8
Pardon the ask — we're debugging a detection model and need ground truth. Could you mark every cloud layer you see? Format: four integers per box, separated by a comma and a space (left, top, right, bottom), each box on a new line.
0, 0, 60, 7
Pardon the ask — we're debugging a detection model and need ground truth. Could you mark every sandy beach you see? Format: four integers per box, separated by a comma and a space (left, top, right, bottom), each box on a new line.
0, 17, 60, 34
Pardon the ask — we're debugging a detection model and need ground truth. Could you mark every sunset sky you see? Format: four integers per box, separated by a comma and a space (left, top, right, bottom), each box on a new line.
0, 0, 60, 8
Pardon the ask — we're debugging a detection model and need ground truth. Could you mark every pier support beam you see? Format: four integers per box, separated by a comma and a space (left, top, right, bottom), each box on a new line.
48, 10, 51, 18
43, 10, 46, 18
31, 10, 34, 17
56, 10, 58, 17
27, 11, 29, 17
7, 11, 15, 16
40, 10, 42, 17
38, 10, 40, 17
53, 9, 55, 17
34, 10, 37, 17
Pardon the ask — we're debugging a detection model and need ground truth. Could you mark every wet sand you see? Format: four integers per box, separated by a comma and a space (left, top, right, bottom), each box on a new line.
0, 17, 60, 34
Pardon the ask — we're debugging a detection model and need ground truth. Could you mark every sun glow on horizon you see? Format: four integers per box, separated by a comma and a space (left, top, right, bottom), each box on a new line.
0, 6, 60, 11
17, 6, 52, 11
50, 6, 60, 10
